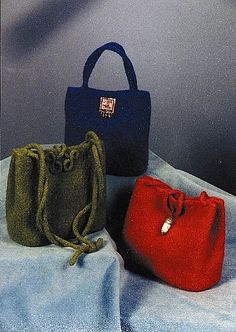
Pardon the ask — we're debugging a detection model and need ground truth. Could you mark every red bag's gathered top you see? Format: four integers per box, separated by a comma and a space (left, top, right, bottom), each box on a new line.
123, 176, 225, 291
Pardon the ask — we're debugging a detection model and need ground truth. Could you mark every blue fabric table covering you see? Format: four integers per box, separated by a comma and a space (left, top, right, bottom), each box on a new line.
0, 151, 235, 332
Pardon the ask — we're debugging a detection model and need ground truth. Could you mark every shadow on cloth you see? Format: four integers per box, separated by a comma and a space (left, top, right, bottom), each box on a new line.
105, 176, 161, 280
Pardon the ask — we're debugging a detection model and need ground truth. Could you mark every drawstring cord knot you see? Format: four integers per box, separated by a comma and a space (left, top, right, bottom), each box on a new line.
45, 144, 80, 174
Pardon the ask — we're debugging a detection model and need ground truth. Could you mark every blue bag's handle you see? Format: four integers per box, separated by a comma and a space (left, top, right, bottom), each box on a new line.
82, 42, 138, 90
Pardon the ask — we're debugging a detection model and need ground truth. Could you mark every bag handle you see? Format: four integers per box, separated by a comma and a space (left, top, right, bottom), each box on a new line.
82, 42, 138, 90
25, 132, 105, 266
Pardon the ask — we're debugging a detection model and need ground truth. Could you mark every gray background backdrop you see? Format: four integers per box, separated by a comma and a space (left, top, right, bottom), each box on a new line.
2, 0, 236, 194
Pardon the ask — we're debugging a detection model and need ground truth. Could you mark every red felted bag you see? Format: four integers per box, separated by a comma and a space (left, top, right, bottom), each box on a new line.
123, 175, 225, 291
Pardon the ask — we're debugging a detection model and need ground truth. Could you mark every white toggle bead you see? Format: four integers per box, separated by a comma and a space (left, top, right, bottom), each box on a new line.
161, 216, 174, 235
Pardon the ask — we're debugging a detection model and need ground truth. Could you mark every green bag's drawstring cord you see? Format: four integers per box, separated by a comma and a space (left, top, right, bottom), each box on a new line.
25, 132, 104, 266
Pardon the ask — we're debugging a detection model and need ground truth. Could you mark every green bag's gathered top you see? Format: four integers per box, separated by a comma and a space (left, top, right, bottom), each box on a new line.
6, 131, 106, 266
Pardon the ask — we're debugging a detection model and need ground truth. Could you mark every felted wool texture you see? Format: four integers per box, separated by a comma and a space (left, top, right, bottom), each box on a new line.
123, 175, 226, 292
6, 132, 106, 249
65, 42, 151, 176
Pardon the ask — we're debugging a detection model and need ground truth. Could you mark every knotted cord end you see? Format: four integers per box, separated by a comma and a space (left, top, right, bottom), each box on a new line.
69, 237, 104, 266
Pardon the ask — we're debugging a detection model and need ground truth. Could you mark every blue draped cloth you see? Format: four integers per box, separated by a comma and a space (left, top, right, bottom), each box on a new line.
0, 151, 235, 332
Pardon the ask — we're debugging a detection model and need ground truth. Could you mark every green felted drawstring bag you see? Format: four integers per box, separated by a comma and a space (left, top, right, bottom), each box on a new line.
6, 131, 106, 265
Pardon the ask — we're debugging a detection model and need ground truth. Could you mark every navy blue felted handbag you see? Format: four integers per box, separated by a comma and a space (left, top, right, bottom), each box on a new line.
65, 42, 151, 176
